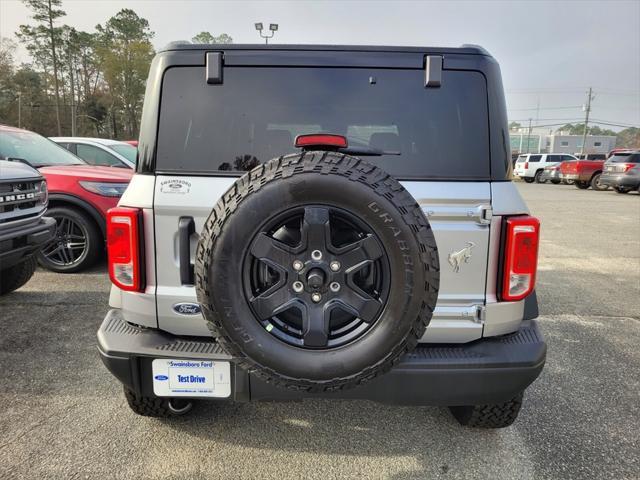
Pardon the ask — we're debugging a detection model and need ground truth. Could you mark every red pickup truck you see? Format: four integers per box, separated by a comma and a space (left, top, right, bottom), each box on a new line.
560, 157, 608, 190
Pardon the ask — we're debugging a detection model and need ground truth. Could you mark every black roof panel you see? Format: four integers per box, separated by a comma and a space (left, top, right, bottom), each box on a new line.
160, 42, 492, 57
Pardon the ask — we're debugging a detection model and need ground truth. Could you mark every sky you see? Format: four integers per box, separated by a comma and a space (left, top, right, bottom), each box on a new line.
1, 0, 639, 131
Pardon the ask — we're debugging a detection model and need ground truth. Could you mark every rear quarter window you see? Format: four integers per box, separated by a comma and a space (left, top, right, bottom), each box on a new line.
155, 67, 490, 180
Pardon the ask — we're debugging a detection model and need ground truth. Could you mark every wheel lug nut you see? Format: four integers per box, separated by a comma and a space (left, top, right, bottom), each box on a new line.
311, 250, 323, 261
292, 281, 304, 293
330, 261, 341, 272
311, 292, 322, 303
293, 260, 304, 271
330, 282, 340, 292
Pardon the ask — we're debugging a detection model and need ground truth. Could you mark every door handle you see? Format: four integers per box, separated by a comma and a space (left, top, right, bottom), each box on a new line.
178, 216, 195, 285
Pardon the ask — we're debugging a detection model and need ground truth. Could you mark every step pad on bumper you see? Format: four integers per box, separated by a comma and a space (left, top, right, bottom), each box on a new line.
99, 309, 229, 359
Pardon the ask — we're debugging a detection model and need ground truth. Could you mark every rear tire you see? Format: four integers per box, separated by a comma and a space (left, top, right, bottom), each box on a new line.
123, 387, 194, 417
590, 173, 608, 191
0, 256, 37, 295
37, 206, 101, 273
523, 177, 535, 184
551, 179, 561, 184
534, 170, 545, 183
615, 186, 630, 194
574, 181, 590, 189
449, 393, 523, 428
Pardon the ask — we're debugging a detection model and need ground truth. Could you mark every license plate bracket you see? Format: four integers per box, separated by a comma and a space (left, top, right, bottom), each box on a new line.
152, 359, 231, 398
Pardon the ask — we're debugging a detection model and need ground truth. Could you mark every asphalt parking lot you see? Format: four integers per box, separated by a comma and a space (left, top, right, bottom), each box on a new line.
0, 183, 638, 480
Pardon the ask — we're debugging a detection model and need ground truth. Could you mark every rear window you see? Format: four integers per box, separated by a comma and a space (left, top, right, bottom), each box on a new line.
609, 153, 639, 163
156, 67, 490, 179
528, 155, 542, 163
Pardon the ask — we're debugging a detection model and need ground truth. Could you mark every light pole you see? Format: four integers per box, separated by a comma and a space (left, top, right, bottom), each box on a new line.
255, 22, 278, 44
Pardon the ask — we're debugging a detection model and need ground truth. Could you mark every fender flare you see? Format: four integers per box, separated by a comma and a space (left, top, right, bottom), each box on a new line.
47, 193, 106, 237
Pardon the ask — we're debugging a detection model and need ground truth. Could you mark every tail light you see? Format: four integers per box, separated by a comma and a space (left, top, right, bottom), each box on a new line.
107, 207, 144, 292
524, 162, 529, 169
622, 163, 635, 172
501, 215, 540, 302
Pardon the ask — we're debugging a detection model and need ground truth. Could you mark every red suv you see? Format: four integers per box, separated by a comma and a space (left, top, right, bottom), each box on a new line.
0, 125, 133, 272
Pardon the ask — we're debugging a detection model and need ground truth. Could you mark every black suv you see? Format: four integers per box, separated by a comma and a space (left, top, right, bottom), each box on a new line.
0, 159, 55, 294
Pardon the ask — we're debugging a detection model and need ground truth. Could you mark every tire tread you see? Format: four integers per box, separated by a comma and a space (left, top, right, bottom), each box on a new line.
0, 256, 37, 295
123, 387, 172, 417
449, 393, 523, 428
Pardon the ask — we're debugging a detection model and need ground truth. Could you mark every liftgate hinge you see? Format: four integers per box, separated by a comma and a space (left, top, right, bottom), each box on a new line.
206, 52, 224, 84
480, 205, 493, 224
424, 55, 443, 88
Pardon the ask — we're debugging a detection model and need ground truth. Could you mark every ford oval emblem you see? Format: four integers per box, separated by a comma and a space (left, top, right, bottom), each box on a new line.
173, 303, 202, 315
154, 375, 168, 381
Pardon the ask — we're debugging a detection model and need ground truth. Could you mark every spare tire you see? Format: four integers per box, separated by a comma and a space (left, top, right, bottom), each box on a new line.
195, 151, 439, 391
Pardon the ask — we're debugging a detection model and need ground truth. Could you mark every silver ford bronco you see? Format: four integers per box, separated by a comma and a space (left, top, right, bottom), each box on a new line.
98, 44, 546, 428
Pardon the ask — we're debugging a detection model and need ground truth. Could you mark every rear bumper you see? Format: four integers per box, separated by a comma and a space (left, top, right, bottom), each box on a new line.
0, 216, 56, 269
98, 309, 547, 406
539, 170, 561, 182
600, 173, 640, 189
560, 173, 579, 180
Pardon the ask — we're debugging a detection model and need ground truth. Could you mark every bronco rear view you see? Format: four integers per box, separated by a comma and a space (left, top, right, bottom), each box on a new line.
98, 44, 546, 428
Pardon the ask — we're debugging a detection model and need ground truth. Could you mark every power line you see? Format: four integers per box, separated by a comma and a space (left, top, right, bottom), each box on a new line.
509, 105, 583, 111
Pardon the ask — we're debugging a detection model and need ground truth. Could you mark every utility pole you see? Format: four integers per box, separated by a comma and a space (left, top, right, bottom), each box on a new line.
69, 62, 76, 136
526, 118, 532, 153
580, 87, 594, 157
17, 92, 22, 128
67, 34, 77, 136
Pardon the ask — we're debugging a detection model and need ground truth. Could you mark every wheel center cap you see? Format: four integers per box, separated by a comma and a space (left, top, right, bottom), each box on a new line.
306, 268, 325, 289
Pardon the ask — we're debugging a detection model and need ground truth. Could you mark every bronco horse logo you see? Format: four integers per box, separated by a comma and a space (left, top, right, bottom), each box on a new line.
448, 242, 476, 273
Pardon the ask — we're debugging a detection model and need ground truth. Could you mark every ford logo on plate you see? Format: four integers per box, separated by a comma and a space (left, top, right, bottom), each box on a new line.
173, 303, 202, 315
154, 375, 168, 381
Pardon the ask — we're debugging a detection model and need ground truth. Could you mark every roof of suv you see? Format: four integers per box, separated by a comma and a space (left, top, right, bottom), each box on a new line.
160, 43, 492, 56
51, 137, 125, 146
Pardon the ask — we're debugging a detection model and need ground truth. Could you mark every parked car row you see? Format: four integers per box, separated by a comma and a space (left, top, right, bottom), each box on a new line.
0, 125, 135, 291
514, 150, 640, 193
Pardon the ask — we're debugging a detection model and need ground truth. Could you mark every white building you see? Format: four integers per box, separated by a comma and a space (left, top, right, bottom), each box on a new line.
546, 135, 616, 155
509, 131, 616, 155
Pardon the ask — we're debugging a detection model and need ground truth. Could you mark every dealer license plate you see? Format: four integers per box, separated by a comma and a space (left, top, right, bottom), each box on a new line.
152, 359, 231, 398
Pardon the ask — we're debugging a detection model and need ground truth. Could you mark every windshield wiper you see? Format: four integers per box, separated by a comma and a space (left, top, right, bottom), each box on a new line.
337, 147, 401, 157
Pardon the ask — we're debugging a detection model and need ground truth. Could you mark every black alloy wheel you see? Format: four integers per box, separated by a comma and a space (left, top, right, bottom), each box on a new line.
37, 206, 100, 273
243, 205, 390, 349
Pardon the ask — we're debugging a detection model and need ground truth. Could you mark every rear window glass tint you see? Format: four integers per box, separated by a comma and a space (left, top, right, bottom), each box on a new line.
609, 153, 637, 162
156, 67, 490, 179
528, 155, 542, 162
